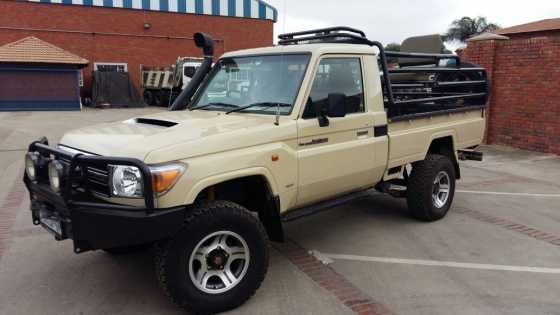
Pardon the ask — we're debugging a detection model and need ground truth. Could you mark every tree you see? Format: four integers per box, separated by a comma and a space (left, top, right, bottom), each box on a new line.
384, 43, 401, 52
444, 16, 499, 43
384, 43, 401, 64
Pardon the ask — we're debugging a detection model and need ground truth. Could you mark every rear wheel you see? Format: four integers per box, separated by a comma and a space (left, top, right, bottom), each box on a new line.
154, 92, 164, 107
407, 154, 456, 221
154, 201, 269, 314
143, 90, 155, 106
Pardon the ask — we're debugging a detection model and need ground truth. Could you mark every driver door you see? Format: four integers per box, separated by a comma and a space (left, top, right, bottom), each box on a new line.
296, 56, 378, 206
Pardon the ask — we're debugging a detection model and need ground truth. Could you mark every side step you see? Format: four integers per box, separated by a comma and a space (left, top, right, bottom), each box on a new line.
281, 190, 373, 222
458, 149, 484, 161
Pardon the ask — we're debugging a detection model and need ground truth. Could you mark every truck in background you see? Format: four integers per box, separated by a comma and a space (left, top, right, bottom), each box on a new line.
141, 57, 203, 107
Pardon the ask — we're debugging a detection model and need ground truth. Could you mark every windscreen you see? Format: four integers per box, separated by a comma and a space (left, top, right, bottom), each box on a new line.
191, 54, 310, 115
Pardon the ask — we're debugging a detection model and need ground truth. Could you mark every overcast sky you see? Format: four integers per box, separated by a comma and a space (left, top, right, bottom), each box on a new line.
265, 0, 560, 50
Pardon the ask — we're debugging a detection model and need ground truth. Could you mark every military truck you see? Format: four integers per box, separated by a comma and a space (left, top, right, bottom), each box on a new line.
141, 57, 203, 106
23, 28, 487, 314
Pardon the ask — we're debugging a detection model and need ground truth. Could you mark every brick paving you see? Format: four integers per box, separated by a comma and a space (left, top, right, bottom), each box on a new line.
456, 207, 560, 247
0, 170, 25, 261
274, 239, 393, 315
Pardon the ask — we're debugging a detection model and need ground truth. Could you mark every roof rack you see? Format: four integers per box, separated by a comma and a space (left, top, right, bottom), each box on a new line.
278, 26, 367, 44
279, 27, 398, 106
277, 27, 488, 119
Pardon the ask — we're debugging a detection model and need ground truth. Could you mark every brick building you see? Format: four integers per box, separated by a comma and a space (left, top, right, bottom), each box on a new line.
460, 18, 560, 155
0, 0, 277, 105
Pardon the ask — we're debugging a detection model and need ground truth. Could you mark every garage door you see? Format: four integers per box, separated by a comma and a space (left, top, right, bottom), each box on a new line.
0, 68, 80, 111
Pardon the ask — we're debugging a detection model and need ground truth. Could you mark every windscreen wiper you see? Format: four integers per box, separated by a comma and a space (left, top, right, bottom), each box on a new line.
190, 102, 238, 111
225, 102, 292, 115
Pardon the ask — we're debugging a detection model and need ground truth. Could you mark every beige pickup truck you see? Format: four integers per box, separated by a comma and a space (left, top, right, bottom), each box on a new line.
24, 27, 487, 314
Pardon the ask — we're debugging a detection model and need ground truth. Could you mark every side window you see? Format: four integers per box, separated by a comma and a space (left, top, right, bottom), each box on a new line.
303, 58, 364, 119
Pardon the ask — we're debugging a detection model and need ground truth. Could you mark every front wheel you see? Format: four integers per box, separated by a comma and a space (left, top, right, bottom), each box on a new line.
407, 154, 456, 221
154, 201, 269, 314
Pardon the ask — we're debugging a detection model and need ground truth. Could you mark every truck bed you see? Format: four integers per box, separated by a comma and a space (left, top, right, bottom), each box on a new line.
387, 108, 485, 168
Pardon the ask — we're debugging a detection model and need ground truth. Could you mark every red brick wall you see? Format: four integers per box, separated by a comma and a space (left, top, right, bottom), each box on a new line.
0, 0, 273, 95
461, 34, 560, 155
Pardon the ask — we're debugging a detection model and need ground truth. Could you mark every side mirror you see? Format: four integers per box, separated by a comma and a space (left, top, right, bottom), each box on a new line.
327, 93, 347, 118
313, 93, 347, 127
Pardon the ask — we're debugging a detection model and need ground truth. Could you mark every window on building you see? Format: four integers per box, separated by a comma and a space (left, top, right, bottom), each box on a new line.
94, 62, 128, 72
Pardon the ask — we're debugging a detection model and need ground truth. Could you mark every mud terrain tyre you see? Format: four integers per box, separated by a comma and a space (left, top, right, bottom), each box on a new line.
407, 154, 456, 221
154, 201, 269, 314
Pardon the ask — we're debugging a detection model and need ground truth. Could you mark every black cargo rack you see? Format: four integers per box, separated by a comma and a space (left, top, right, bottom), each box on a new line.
278, 27, 488, 120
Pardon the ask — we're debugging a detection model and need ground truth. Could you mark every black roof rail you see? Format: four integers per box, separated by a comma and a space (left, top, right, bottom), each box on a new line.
276, 26, 488, 119
278, 26, 370, 46
278, 26, 366, 40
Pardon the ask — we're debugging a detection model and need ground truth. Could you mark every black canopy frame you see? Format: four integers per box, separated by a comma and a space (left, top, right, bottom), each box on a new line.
278, 26, 489, 120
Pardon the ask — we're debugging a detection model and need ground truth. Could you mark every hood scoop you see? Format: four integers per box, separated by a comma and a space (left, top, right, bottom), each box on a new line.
133, 118, 178, 128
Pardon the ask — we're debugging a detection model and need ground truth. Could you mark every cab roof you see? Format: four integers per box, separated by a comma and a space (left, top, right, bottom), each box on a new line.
221, 43, 378, 58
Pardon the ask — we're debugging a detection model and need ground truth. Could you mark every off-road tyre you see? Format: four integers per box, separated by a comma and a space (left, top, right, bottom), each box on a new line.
407, 154, 456, 222
154, 201, 269, 314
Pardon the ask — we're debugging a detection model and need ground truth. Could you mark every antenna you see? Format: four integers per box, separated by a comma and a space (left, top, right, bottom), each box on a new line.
282, 0, 287, 34
274, 0, 288, 126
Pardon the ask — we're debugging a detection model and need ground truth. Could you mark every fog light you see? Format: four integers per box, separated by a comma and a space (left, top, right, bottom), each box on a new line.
48, 160, 64, 193
25, 152, 39, 181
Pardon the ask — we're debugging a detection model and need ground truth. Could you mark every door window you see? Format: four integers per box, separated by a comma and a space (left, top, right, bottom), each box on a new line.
303, 58, 364, 119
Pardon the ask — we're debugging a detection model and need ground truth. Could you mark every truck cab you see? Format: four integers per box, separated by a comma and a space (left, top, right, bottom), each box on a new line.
141, 57, 203, 106
23, 28, 487, 314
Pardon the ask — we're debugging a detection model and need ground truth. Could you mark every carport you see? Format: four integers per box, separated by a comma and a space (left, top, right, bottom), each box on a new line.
0, 36, 88, 111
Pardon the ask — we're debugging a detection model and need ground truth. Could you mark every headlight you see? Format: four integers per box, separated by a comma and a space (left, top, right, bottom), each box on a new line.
110, 165, 144, 198
150, 163, 187, 196
109, 163, 186, 199
25, 152, 39, 181
48, 160, 64, 193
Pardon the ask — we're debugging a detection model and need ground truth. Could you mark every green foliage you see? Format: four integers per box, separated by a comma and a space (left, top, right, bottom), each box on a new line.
444, 16, 499, 42
384, 43, 401, 52
384, 43, 401, 64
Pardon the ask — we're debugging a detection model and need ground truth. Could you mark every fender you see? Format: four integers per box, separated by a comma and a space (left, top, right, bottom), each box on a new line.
184, 167, 280, 205
424, 130, 458, 159
424, 131, 461, 178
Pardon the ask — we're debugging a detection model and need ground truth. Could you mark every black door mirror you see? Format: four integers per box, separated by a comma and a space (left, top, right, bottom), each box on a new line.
327, 93, 346, 118
312, 93, 347, 128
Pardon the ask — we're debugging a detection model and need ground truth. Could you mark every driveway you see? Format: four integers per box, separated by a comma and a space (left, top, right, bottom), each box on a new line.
0, 108, 559, 315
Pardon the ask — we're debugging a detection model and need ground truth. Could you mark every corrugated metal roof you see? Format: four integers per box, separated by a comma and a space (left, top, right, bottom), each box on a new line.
0, 36, 89, 65
23, 0, 278, 22
497, 18, 560, 35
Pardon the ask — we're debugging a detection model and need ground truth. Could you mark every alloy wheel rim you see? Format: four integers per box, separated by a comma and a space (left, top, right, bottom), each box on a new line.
432, 171, 451, 208
188, 231, 250, 294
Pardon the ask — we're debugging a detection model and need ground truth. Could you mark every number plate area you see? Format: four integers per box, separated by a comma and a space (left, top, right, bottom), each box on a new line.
39, 209, 63, 237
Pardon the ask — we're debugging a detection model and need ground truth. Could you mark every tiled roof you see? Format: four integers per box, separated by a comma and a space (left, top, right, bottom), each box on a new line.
467, 32, 509, 42
497, 18, 560, 35
0, 36, 88, 65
